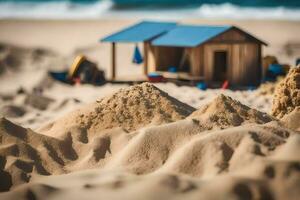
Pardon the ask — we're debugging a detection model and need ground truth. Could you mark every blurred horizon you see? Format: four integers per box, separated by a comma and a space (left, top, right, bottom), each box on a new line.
1, 0, 300, 7
0, 0, 300, 20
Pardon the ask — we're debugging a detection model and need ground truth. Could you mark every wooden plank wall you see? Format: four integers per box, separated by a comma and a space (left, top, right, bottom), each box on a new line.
209, 29, 248, 43
203, 44, 233, 83
148, 28, 262, 85
240, 43, 261, 85
148, 45, 184, 71
148, 44, 156, 73
200, 43, 261, 85
189, 46, 204, 76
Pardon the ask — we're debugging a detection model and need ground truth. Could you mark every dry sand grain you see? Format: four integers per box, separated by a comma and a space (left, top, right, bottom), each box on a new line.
39, 83, 195, 137
0, 116, 299, 199
189, 94, 274, 129
0, 82, 299, 200
272, 66, 300, 118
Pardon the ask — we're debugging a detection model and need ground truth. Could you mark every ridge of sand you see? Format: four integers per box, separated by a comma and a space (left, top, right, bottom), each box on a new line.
0, 43, 62, 75
0, 84, 299, 199
280, 107, 300, 131
39, 83, 196, 137
0, 117, 79, 191
1, 118, 299, 199
189, 94, 274, 129
0, 105, 26, 118
272, 66, 300, 118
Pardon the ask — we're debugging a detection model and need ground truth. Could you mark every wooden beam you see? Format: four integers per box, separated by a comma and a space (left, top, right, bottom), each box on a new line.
143, 42, 149, 75
111, 42, 116, 80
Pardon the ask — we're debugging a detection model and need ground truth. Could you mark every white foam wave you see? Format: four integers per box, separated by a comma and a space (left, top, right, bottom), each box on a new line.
0, 0, 114, 19
195, 3, 300, 20
0, 1, 299, 20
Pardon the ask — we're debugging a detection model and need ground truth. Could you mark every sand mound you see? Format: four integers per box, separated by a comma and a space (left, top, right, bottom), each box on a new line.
0, 43, 61, 75
272, 66, 300, 118
24, 93, 55, 111
106, 120, 295, 176
0, 88, 299, 199
1, 118, 299, 199
280, 107, 300, 131
0, 83, 298, 199
0, 105, 26, 118
0, 117, 80, 191
40, 83, 195, 136
189, 94, 274, 129
258, 81, 277, 95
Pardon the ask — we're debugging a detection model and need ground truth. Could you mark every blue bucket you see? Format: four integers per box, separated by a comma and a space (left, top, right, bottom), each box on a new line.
49, 71, 68, 82
196, 82, 207, 90
269, 64, 284, 75
296, 58, 300, 66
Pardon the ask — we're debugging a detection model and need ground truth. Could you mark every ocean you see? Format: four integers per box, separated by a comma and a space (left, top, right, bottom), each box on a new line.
0, 0, 300, 20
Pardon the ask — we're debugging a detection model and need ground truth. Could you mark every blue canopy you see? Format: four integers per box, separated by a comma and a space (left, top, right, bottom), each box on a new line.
152, 25, 232, 47
101, 21, 177, 43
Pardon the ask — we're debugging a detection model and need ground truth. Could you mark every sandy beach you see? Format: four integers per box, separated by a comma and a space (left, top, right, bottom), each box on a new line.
0, 18, 300, 200
0, 19, 300, 78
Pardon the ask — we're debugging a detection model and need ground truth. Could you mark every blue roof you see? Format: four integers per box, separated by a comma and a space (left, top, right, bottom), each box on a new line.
101, 21, 177, 43
152, 25, 232, 47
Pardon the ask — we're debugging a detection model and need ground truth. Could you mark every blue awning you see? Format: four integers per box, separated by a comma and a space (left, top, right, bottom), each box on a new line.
101, 21, 177, 43
151, 25, 232, 47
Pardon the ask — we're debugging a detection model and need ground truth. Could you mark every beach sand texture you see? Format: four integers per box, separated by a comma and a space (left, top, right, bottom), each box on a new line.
0, 74, 300, 199
0, 19, 299, 199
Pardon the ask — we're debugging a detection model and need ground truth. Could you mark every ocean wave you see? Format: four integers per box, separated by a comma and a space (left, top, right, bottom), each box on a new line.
195, 3, 300, 20
0, 1, 299, 20
0, 0, 114, 19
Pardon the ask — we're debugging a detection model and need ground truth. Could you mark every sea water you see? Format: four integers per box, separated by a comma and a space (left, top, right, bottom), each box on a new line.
0, 0, 299, 20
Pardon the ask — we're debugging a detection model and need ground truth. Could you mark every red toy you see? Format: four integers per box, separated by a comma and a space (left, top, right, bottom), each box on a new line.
222, 80, 229, 89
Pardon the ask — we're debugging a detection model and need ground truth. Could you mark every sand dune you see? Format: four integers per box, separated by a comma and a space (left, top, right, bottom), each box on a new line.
281, 107, 300, 131
189, 94, 274, 129
0, 78, 299, 199
0, 117, 79, 190
0, 43, 63, 74
0, 118, 299, 199
39, 83, 195, 137
272, 66, 300, 118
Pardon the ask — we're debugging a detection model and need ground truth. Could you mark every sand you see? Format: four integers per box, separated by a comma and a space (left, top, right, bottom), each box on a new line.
0, 19, 300, 200
39, 83, 195, 138
272, 66, 300, 118
0, 91, 299, 199
188, 94, 274, 129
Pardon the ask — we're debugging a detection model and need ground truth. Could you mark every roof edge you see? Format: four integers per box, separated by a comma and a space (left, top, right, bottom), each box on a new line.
100, 20, 177, 43
100, 21, 145, 43
151, 25, 233, 47
230, 26, 268, 46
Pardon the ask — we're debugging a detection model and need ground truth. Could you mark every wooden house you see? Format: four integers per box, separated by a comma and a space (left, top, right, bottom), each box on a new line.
101, 21, 267, 86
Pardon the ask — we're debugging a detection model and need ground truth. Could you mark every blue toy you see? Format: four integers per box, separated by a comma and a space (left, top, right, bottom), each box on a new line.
268, 64, 284, 76
248, 86, 256, 91
296, 58, 300, 66
196, 82, 207, 90
49, 71, 68, 83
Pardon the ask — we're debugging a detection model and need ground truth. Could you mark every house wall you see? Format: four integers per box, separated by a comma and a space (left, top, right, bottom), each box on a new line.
230, 43, 261, 85
196, 42, 261, 86
188, 29, 262, 86
149, 29, 262, 85
209, 28, 249, 43
148, 46, 184, 72
189, 46, 204, 77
